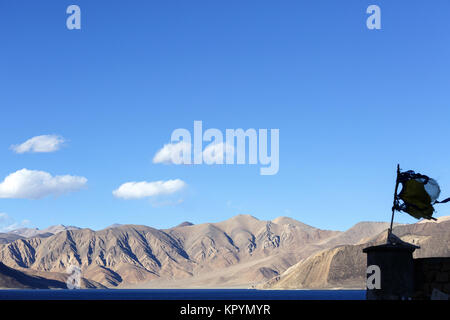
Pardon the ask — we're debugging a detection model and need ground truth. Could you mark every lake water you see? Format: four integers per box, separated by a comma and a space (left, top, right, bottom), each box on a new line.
0, 289, 366, 300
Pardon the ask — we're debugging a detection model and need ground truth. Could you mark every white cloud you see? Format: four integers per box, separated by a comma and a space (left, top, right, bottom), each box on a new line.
153, 142, 191, 164
113, 179, 186, 200
153, 141, 234, 165
11, 135, 65, 154
203, 143, 234, 165
0, 213, 31, 232
0, 169, 87, 199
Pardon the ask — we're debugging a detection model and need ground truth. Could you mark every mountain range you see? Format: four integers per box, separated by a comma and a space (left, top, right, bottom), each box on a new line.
0, 215, 448, 289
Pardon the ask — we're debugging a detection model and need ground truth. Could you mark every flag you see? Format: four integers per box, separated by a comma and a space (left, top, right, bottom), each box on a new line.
395, 170, 450, 220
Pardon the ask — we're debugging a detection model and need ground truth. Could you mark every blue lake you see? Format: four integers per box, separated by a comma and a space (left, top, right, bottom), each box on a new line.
0, 289, 366, 300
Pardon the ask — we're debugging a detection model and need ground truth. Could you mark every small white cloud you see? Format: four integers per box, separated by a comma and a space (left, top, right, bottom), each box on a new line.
0, 168, 87, 199
203, 142, 234, 165
11, 135, 65, 154
0, 213, 31, 232
153, 141, 234, 165
113, 179, 186, 200
153, 142, 191, 164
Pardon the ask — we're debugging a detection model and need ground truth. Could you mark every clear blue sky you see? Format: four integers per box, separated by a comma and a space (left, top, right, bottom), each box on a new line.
1, 0, 449, 231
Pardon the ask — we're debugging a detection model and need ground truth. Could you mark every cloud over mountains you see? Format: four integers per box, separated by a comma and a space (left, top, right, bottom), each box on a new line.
113, 179, 186, 199
0, 169, 87, 199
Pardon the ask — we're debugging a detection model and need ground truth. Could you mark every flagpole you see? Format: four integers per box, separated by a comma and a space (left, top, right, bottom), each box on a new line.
388, 164, 401, 236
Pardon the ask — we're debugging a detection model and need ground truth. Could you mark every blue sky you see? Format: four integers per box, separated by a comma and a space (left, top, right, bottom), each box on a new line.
1, 0, 450, 232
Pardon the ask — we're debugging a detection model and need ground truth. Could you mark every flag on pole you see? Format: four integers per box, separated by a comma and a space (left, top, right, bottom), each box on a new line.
394, 169, 450, 220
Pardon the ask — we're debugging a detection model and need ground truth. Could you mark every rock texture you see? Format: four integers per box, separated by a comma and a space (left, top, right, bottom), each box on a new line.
414, 257, 450, 299
0, 262, 105, 289
3, 224, 80, 242
0, 233, 24, 244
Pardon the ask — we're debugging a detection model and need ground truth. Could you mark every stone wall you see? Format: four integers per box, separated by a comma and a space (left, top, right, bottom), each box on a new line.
414, 257, 450, 300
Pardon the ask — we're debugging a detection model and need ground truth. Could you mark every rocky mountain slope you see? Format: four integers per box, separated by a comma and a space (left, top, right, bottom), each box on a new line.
262, 217, 450, 289
0, 261, 105, 289
0, 233, 24, 245
3, 224, 80, 240
0, 215, 394, 289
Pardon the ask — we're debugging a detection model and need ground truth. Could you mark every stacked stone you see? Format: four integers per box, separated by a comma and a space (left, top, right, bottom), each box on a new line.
414, 258, 450, 300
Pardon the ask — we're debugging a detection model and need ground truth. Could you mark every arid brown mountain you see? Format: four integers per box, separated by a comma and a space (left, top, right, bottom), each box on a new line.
4, 224, 80, 240
0, 262, 66, 289
262, 217, 450, 289
0, 215, 395, 289
0, 261, 105, 289
0, 225, 82, 246
0, 233, 24, 244
317, 221, 395, 247
0, 225, 194, 287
